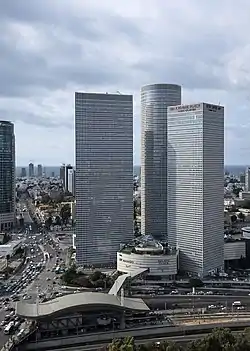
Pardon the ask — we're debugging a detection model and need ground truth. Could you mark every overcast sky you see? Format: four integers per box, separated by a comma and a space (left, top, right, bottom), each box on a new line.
1, 0, 250, 166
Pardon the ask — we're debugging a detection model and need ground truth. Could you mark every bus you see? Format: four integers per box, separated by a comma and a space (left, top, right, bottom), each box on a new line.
4, 321, 14, 335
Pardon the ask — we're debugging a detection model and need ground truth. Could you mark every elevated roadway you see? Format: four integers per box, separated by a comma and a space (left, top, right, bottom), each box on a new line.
144, 294, 250, 310
16, 320, 250, 351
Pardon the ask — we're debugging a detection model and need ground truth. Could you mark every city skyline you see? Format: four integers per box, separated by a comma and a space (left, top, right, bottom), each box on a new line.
1, 1, 250, 166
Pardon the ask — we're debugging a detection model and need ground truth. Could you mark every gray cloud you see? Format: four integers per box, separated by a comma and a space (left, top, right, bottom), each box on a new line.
1, 0, 250, 164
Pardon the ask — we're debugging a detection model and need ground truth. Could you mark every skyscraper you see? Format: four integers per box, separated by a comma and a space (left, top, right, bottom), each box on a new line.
20, 167, 26, 177
245, 167, 250, 191
140, 83, 181, 240
60, 164, 66, 187
28, 163, 34, 177
0, 121, 15, 231
65, 164, 73, 192
75, 92, 133, 266
167, 103, 224, 277
37, 164, 43, 177
66, 167, 75, 195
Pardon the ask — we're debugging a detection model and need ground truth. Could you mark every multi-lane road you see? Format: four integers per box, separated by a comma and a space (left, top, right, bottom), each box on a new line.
145, 294, 250, 311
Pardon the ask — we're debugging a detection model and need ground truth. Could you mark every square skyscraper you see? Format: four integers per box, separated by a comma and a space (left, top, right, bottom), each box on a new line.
75, 92, 133, 266
167, 103, 224, 277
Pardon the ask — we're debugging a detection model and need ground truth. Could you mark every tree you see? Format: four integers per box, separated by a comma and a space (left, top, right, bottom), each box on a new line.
61, 264, 77, 284
230, 214, 237, 223
189, 278, 203, 288
60, 204, 71, 224
238, 212, 246, 222
45, 216, 53, 229
55, 215, 61, 226
232, 186, 242, 197
108, 337, 135, 351
90, 270, 104, 282
41, 194, 50, 204
186, 328, 237, 351
242, 200, 250, 209
19, 217, 24, 227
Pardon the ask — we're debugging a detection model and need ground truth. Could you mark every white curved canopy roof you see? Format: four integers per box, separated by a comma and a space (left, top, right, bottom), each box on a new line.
16, 292, 149, 319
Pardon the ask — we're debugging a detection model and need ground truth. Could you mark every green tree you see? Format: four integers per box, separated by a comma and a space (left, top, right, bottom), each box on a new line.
243, 200, 250, 209
108, 337, 135, 351
90, 270, 105, 282
238, 212, 246, 222
60, 204, 71, 224
61, 264, 77, 284
45, 216, 53, 229
189, 278, 203, 288
230, 214, 237, 223
187, 328, 237, 351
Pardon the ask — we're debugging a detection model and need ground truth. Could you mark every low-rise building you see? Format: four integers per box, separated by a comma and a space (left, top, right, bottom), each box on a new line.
0, 240, 22, 258
117, 235, 178, 279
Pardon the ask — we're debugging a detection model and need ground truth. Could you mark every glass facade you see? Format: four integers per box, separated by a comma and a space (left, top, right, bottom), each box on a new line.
0, 121, 15, 231
140, 84, 181, 241
75, 92, 133, 266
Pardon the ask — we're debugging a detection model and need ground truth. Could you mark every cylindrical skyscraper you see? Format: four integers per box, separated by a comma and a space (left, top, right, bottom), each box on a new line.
0, 121, 15, 231
141, 83, 181, 240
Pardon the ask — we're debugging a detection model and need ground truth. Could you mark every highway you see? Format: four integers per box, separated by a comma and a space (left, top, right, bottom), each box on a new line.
145, 295, 250, 311
0, 198, 68, 349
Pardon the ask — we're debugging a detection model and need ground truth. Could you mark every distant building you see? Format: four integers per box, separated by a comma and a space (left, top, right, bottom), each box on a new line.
51, 171, 55, 178
20, 167, 26, 178
28, 163, 34, 177
245, 167, 250, 191
75, 92, 133, 266
66, 167, 75, 195
60, 164, 65, 187
167, 103, 224, 277
0, 121, 15, 232
64, 164, 73, 193
37, 164, 43, 177
240, 173, 245, 184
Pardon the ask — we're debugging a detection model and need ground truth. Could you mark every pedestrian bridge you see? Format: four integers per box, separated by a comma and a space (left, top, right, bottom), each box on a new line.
108, 268, 148, 296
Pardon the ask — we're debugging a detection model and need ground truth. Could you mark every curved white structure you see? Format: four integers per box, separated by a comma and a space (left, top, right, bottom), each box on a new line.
16, 292, 149, 318
117, 251, 178, 277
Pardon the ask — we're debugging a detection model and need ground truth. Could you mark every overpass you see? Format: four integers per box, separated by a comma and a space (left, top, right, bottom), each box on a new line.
9, 319, 250, 351
108, 268, 148, 296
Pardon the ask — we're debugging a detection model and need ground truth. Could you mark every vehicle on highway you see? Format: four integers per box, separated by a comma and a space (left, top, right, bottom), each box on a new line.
232, 301, 242, 306
4, 321, 14, 335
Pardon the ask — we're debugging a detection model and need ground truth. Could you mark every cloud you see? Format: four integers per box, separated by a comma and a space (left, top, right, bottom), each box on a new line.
1, 0, 250, 165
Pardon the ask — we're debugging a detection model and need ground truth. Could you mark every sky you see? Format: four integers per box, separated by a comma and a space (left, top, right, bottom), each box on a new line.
1, 0, 250, 166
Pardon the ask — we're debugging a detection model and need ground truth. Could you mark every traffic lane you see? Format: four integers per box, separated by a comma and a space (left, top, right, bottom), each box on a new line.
136, 290, 250, 297
24, 256, 59, 302
145, 296, 250, 309
22, 211, 32, 224
0, 301, 18, 347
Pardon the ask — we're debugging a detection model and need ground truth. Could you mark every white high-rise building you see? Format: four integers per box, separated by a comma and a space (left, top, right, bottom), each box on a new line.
167, 103, 224, 277
75, 92, 133, 266
245, 167, 250, 191
141, 84, 181, 240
